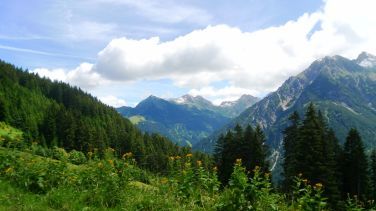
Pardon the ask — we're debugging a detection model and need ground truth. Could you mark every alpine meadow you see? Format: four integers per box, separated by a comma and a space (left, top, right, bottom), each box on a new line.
1, 0, 376, 210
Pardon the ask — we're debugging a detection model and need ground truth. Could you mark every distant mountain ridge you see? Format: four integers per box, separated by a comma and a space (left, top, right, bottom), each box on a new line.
117, 94, 259, 146
171, 94, 259, 118
117, 95, 230, 146
194, 52, 376, 153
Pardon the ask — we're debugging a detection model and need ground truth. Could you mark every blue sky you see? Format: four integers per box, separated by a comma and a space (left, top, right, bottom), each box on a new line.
1, 0, 375, 107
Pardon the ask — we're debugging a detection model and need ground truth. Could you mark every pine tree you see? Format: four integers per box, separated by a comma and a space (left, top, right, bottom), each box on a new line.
282, 111, 301, 191
342, 128, 369, 200
322, 128, 342, 207
218, 130, 235, 184
299, 103, 326, 184
214, 134, 225, 164
252, 125, 268, 172
242, 125, 254, 172
370, 149, 376, 200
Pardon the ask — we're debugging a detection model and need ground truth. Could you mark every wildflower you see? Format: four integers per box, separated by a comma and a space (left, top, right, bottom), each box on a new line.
175, 156, 181, 159
169, 156, 175, 161
161, 177, 168, 184
298, 173, 303, 177
108, 159, 114, 167
4, 167, 13, 174
302, 179, 308, 184
122, 152, 133, 159
213, 166, 218, 171
314, 183, 323, 189
196, 160, 202, 166
186, 153, 193, 157
235, 158, 242, 164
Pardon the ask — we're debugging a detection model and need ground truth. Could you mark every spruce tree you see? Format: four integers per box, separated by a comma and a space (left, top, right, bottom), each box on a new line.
242, 125, 255, 172
252, 125, 268, 172
299, 103, 326, 184
214, 134, 225, 164
370, 149, 376, 200
218, 130, 235, 184
342, 128, 369, 200
282, 111, 301, 191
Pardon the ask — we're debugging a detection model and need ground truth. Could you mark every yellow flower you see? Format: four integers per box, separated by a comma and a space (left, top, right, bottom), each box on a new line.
213, 166, 218, 171
161, 177, 168, 184
175, 156, 181, 159
302, 179, 308, 184
108, 159, 114, 167
314, 183, 323, 189
4, 167, 13, 174
169, 156, 175, 161
235, 158, 242, 164
196, 160, 202, 166
186, 153, 193, 157
122, 152, 133, 159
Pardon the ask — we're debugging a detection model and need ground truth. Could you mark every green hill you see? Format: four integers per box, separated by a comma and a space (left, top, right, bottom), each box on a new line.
0, 60, 198, 172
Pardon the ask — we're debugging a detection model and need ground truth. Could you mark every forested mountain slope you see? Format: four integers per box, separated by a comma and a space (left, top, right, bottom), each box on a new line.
0, 60, 199, 172
195, 52, 376, 152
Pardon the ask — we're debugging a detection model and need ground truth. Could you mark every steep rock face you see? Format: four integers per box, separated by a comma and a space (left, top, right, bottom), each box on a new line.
195, 53, 376, 152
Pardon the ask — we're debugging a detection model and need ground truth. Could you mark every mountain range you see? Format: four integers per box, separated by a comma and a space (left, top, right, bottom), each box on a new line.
194, 52, 376, 153
117, 94, 259, 146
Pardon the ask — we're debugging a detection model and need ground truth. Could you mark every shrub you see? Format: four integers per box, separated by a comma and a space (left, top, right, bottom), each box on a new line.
68, 150, 87, 165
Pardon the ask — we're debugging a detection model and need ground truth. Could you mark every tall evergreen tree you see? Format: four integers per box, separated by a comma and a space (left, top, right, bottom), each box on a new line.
218, 130, 235, 184
252, 125, 268, 172
282, 111, 301, 190
299, 103, 326, 184
282, 104, 342, 207
369, 149, 376, 200
342, 128, 369, 200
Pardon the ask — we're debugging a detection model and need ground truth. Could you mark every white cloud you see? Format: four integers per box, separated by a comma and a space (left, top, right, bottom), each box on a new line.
99, 95, 127, 107
33, 63, 108, 89
34, 0, 376, 103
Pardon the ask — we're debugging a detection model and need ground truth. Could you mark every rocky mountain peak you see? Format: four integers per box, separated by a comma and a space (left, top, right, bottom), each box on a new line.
355, 51, 376, 68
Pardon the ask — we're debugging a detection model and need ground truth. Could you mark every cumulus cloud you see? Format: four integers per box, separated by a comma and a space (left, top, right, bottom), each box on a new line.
98, 95, 127, 107
34, 0, 376, 103
33, 63, 108, 89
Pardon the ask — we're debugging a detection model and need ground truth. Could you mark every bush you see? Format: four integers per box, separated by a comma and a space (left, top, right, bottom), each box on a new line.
68, 150, 87, 165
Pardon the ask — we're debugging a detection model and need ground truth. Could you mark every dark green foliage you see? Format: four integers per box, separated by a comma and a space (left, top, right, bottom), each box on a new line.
215, 124, 269, 185
342, 128, 370, 200
0, 59, 205, 173
282, 103, 342, 207
370, 149, 376, 200
282, 111, 301, 190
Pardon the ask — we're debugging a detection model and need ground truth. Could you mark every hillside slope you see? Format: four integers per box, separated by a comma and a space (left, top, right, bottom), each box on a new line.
195, 52, 376, 152
117, 95, 230, 146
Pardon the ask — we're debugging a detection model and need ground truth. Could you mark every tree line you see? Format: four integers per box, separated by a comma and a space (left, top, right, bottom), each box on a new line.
0, 60, 210, 173
214, 103, 376, 209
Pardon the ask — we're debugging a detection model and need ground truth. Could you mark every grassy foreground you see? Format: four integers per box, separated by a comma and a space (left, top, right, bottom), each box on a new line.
0, 122, 373, 210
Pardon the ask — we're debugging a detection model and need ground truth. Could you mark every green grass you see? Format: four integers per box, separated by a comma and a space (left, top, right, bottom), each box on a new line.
0, 122, 23, 143
0, 121, 372, 210
129, 115, 146, 125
